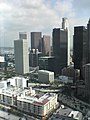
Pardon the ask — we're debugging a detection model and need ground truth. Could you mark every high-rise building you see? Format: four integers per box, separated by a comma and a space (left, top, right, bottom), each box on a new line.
14, 39, 29, 74
19, 32, 27, 40
31, 32, 42, 52
85, 63, 90, 97
87, 19, 90, 62
53, 28, 67, 74
29, 49, 42, 67
39, 56, 55, 72
73, 26, 88, 78
62, 18, 70, 66
42, 35, 51, 56
52, 18, 70, 74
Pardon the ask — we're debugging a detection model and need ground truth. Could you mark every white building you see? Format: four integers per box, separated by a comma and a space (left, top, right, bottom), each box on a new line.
0, 56, 5, 63
0, 77, 58, 118
7, 77, 28, 88
62, 17, 70, 66
14, 39, 29, 74
38, 70, 54, 83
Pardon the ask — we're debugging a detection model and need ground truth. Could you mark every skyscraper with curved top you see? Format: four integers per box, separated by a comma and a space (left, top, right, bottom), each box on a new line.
62, 17, 70, 66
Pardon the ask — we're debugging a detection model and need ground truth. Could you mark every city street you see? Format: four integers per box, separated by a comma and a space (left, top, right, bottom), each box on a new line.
59, 94, 90, 115
0, 110, 21, 120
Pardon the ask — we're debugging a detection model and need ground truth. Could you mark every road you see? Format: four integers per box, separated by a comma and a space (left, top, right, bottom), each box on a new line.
59, 94, 90, 115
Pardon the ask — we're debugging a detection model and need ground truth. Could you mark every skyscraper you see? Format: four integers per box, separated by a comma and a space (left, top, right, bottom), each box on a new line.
73, 26, 88, 78
29, 49, 42, 67
19, 32, 27, 40
31, 32, 42, 52
87, 19, 90, 62
85, 63, 90, 97
62, 18, 70, 66
52, 18, 70, 74
42, 35, 51, 56
14, 39, 29, 74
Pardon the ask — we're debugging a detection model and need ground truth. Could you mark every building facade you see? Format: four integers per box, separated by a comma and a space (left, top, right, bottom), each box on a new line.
52, 18, 70, 74
0, 78, 58, 119
29, 49, 42, 67
62, 66, 80, 83
85, 63, 90, 97
62, 18, 70, 66
39, 56, 55, 72
19, 32, 27, 40
87, 19, 90, 62
42, 35, 51, 56
52, 28, 68, 74
14, 39, 29, 74
38, 70, 54, 83
31, 32, 42, 52
73, 26, 88, 78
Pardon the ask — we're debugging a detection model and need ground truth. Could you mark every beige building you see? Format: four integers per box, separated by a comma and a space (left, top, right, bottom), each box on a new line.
0, 78, 58, 118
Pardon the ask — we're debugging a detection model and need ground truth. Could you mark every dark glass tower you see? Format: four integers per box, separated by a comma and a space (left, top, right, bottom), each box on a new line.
31, 32, 42, 52
52, 28, 68, 74
73, 26, 88, 78
87, 19, 90, 62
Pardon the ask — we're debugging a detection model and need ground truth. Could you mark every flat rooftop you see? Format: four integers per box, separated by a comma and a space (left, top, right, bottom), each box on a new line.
0, 85, 56, 106
39, 56, 54, 59
38, 70, 54, 74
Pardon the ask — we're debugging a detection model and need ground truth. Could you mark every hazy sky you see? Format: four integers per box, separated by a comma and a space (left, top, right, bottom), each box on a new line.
0, 0, 90, 47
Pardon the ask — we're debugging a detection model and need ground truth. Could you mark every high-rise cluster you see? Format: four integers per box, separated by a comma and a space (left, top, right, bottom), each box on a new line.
73, 19, 90, 98
14, 18, 71, 75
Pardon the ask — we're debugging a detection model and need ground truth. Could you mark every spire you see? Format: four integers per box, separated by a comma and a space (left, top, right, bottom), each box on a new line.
62, 17, 69, 30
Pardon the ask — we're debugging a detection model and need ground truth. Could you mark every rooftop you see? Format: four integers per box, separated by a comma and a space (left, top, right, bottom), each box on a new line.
50, 105, 82, 120
39, 56, 54, 59
38, 70, 54, 74
0, 78, 56, 106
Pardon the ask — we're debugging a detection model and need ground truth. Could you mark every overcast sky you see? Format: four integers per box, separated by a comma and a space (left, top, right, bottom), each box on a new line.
0, 0, 90, 48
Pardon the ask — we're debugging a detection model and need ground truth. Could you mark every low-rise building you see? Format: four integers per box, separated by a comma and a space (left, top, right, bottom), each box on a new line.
38, 70, 54, 83
0, 77, 58, 119
59, 75, 73, 84
62, 66, 80, 83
